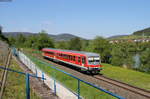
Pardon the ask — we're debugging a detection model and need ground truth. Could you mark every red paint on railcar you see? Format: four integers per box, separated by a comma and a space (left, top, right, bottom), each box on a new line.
42, 48, 102, 73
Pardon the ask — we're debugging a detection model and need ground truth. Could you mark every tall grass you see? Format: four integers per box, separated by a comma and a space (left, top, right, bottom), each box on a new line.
1, 57, 40, 99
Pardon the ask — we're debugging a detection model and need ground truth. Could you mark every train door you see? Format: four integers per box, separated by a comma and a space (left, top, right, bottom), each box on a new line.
78, 56, 81, 65
75, 56, 78, 64
81, 57, 85, 66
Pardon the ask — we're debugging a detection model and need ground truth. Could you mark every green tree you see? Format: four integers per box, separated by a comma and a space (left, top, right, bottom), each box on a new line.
140, 47, 150, 73
81, 40, 89, 51
67, 37, 82, 51
15, 34, 26, 47
86, 36, 111, 63
0, 26, 9, 44
55, 41, 68, 49
35, 30, 54, 50
111, 42, 135, 68
24, 35, 37, 48
8, 36, 16, 46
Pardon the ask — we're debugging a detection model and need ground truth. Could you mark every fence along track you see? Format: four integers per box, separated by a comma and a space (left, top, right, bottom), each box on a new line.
94, 75, 150, 98
0, 49, 12, 99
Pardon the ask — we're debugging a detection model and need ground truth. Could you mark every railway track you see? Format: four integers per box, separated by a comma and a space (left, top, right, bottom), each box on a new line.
94, 75, 150, 98
24, 51, 150, 99
0, 49, 12, 99
42, 57, 150, 99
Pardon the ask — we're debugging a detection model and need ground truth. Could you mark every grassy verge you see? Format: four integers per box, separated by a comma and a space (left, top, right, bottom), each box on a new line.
0, 57, 40, 99
26, 53, 117, 99
101, 63, 150, 90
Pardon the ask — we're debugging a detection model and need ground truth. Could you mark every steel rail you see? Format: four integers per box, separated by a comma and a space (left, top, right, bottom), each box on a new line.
94, 75, 150, 98
0, 49, 11, 99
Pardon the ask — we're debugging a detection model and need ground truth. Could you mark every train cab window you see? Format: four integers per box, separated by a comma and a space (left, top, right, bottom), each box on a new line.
88, 57, 100, 65
82, 57, 85, 64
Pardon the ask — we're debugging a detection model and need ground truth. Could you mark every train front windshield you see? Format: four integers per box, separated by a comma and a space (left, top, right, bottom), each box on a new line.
88, 57, 100, 65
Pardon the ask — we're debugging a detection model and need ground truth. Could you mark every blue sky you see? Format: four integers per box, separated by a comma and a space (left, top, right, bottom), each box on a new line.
0, 0, 150, 39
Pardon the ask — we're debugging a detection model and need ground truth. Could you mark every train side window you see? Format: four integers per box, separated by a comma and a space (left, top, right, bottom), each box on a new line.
64, 54, 66, 59
48, 51, 54, 55
72, 56, 74, 61
73, 56, 75, 61
82, 57, 85, 64
67, 55, 69, 59
69, 55, 71, 60
78, 57, 81, 62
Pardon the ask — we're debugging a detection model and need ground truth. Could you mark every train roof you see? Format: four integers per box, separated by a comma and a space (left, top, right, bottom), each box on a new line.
42, 48, 100, 57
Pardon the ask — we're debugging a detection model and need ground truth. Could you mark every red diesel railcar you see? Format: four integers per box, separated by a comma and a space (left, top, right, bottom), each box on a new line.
42, 48, 102, 74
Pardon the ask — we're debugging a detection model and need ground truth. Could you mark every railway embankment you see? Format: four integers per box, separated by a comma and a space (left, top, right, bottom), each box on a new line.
13, 54, 59, 99
0, 41, 41, 98
0, 56, 40, 99
24, 48, 150, 99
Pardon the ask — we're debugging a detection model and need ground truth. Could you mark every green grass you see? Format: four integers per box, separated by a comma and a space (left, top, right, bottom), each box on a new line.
101, 63, 150, 90
26, 53, 118, 99
0, 57, 40, 99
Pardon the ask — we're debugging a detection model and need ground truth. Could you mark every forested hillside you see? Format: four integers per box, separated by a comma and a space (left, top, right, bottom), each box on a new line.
3, 32, 82, 41
108, 27, 150, 40
133, 27, 150, 36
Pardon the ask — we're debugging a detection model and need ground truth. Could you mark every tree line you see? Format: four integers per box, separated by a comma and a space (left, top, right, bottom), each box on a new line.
0, 26, 9, 43
7, 31, 150, 74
